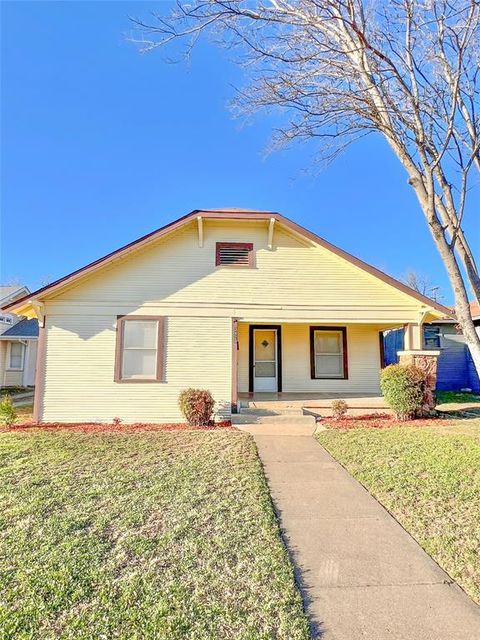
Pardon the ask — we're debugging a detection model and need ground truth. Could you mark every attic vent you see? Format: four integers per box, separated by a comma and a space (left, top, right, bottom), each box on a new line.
216, 242, 253, 267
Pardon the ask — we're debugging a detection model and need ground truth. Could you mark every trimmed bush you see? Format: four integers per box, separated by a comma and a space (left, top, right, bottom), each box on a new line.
331, 399, 348, 420
178, 389, 215, 426
0, 395, 18, 427
380, 364, 427, 420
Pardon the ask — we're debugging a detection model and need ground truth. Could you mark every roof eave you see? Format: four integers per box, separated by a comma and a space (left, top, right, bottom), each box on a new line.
3, 209, 454, 318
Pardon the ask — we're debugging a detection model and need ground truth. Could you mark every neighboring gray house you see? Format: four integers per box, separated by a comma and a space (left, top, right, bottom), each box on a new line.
0, 286, 39, 388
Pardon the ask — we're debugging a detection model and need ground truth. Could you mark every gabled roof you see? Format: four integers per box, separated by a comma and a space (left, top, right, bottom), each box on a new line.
3, 208, 452, 317
0, 285, 29, 306
0, 285, 19, 300
0, 318, 39, 339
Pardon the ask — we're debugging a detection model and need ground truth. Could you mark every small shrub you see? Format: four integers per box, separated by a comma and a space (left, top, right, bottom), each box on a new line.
331, 399, 348, 420
112, 417, 123, 427
178, 389, 215, 426
0, 395, 18, 426
380, 364, 427, 420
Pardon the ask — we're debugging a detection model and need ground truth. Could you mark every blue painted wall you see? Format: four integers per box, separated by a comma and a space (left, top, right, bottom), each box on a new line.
384, 329, 404, 367
383, 324, 480, 392
466, 349, 480, 393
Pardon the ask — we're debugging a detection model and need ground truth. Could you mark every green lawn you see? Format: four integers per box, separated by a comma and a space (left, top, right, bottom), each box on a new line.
0, 387, 28, 398
0, 429, 309, 640
12, 404, 34, 422
436, 390, 480, 405
317, 419, 480, 604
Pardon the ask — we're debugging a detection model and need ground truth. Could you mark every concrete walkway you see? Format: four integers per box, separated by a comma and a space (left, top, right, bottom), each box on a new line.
252, 431, 480, 640
11, 391, 34, 407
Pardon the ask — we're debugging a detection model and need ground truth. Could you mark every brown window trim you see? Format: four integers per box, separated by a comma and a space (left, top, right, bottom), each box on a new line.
215, 242, 254, 268
310, 326, 348, 380
114, 315, 165, 383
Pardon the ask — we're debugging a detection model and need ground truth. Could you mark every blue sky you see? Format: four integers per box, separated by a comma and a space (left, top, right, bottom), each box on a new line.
2, 1, 477, 304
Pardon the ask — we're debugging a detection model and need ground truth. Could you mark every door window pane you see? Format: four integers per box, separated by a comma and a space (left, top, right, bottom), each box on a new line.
255, 361, 276, 378
254, 331, 275, 361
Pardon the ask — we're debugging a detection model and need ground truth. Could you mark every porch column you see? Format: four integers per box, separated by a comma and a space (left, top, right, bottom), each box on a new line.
397, 349, 440, 416
231, 318, 239, 413
22, 341, 31, 388
33, 317, 46, 423
404, 322, 423, 350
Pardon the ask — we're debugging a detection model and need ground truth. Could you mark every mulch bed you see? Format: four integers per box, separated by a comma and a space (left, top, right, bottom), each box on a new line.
324, 413, 448, 430
3, 420, 233, 433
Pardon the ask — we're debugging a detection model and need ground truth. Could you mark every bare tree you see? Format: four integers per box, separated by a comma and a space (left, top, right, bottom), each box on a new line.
403, 270, 442, 301
130, 0, 480, 374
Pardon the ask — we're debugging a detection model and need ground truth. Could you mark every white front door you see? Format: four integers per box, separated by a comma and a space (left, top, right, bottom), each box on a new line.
253, 329, 277, 392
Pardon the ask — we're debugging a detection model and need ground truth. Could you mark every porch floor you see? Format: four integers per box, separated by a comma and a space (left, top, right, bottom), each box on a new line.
238, 392, 389, 416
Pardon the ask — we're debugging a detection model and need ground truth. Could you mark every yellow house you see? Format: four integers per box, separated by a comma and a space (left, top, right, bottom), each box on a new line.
5, 209, 450, 424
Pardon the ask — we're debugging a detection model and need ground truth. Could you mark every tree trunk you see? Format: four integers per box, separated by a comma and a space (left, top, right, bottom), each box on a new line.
456, 300, 480, 379
403, 169, 480, 379
458, 245, 480, 306
427, 217, 480, 379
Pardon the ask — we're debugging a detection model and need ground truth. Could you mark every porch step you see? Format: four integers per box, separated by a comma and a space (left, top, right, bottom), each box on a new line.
231, 414, 316, 426
239, 407, 304, 416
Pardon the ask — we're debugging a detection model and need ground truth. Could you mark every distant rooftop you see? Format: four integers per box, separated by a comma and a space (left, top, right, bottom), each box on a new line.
0, 285, 30, 309
0, 285, 23, 299
0, 317, 39, 339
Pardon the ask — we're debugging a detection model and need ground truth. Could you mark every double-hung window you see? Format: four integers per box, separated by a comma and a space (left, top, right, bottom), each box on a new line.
115, 317, 165, 382
9, 342, 25, 370
423, 326, 441, 349
310, 327, 348, 379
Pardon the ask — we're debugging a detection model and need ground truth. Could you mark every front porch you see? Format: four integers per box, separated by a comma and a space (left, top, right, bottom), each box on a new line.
237, 391, 389, 418
231, 319, 436, 421
233, 320, 396, 402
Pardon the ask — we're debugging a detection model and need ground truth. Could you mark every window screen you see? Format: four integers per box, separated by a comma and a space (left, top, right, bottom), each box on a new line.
310, 327, 347, 379
9, 343, 24, 370
424, 326, 441, 349
116, 317, 165, 382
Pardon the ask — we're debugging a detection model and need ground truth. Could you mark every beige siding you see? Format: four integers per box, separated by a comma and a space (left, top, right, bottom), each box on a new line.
4, 370, 23, 387
36, 219, 434, 422
238, 323, 382, 394
0, 342, 6, 386
1, 341, 27, 388
50, 221, 421, 314
42, 315, 232, 423
25, 341, 37, 386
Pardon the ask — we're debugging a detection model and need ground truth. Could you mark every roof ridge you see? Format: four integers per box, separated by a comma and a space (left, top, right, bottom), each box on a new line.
3, 208, 452, 317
